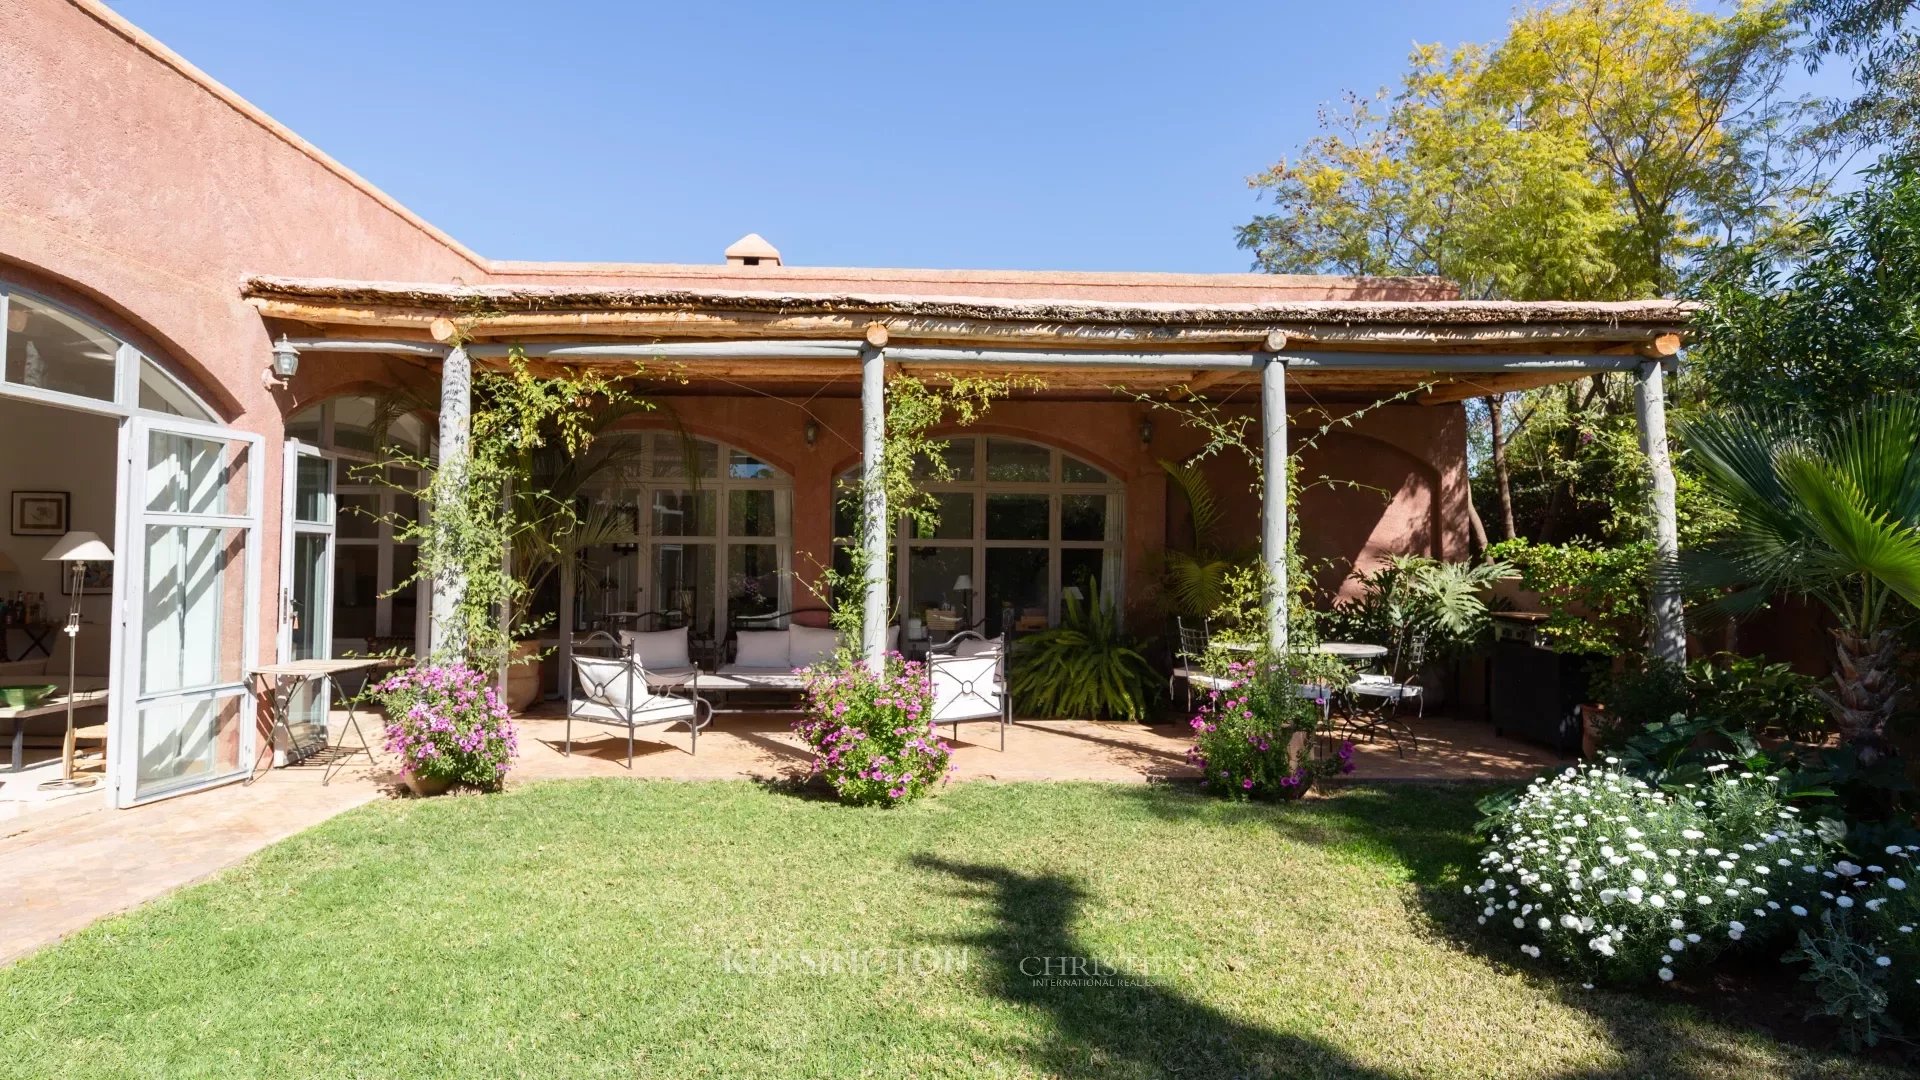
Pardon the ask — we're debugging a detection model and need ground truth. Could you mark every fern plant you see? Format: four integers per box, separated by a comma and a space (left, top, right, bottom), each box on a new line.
1011, 579, 1160, 722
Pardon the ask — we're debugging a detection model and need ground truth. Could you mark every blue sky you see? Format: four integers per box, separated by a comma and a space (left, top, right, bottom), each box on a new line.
112, 1, 1859, 273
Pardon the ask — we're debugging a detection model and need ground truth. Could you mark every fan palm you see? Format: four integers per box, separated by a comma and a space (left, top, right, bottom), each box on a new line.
1678, 396, 1920, 763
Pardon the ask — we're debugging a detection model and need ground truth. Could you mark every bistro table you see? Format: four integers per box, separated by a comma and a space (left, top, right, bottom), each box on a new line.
247, 658, 395, 785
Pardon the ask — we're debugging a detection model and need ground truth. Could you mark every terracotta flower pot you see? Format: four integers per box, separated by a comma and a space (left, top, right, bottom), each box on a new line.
404, 772, 453, 797
504, 640, 542, 713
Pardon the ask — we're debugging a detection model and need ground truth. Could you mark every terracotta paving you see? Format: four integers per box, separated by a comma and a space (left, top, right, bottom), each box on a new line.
0, 704, 1563, 965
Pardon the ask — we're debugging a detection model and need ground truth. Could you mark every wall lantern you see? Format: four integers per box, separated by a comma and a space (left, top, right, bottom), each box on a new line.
1139, 417, 1154, 446
265, 335, 301, 389
803, 419, 819, 447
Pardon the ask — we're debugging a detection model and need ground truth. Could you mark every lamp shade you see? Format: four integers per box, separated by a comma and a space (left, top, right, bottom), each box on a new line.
43, 531, 114, 563
952, 575, 972, 592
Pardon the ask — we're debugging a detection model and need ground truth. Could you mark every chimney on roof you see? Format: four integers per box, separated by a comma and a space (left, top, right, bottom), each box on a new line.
724, 233, 781, 268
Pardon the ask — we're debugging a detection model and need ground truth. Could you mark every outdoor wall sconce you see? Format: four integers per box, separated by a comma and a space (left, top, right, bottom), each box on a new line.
1139, 417, 1153, 446
803, 419, 819, 447
265, 334, 301, 389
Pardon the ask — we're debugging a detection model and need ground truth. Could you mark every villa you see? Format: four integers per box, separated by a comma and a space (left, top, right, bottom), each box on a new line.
0, 0, 1689, 808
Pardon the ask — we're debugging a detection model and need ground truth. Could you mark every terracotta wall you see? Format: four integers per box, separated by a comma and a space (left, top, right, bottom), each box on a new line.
0, 0, 484, 666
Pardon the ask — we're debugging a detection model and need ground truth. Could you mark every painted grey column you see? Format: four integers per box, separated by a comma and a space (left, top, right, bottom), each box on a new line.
429, 342, 472, 659
557, 554, 575, 703
1634, 359, 1686, 665
859, 343, 889, 671
1261, 351, 1289, 652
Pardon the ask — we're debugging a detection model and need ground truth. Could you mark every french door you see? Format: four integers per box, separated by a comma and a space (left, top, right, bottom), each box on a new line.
109, 417, 264, 806
279, 442, 335, 760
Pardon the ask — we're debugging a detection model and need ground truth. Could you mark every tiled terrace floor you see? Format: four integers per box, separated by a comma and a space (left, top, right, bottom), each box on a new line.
0, 705, 1563, 964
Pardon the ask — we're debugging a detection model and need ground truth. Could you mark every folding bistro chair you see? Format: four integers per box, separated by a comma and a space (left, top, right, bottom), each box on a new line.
1344, 631, 1426, 757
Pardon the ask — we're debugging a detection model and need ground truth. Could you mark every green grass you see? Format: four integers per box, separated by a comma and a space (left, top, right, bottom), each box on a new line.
0, 781, 1896, 1078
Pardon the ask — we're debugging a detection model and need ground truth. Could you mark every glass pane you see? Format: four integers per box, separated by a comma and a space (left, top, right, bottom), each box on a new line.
1062, 456, 1109, 484
728, 489, 777, 538
985, 438, 1049, 482
4, 294, 118, 402
140, 524, 247, 694
986, 548, 1050, 636
293, 455, 332, 524
1060, 548, 1106, 605
985, 494, 1048, 540
728, 450, 778, 481
286, 405, 323, 446
390, 546, 420, 642
907, 547, 974, 637
1061, 494, 1108, 542
332, 545, 380, 641
914, 438, 976, 482
832, 477, 859, 541
336, 492, 380, 539
146, 432, 250, 516
133, 694, 243, 801
290, 532, 331, 661
651, 542, 716, 637
651, 489, 716, 537
330, 398, 380, 455
727, 543, 782, 622
650, 434, 717, 479
138, 358, 215, 420
910, 492, 974, 540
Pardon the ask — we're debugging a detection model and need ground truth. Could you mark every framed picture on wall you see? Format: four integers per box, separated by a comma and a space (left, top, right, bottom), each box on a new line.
10, 490, 69, 536
59, 560, 113, 596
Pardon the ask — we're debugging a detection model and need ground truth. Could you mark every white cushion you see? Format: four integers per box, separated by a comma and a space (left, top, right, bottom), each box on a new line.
734, 630, 790, 669
788, 625, 839, 670
955, 635, 1002, 658
620, 627, 690, 670
573, 656, 638, 711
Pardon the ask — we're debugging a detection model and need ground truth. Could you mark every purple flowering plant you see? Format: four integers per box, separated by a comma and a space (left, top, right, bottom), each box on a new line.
794, 652, 953, 807
1188, 653, 1355, 800
370, 662, 519, 790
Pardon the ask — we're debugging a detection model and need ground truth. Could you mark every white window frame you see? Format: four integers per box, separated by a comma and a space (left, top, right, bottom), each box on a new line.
0, 284, 218, 422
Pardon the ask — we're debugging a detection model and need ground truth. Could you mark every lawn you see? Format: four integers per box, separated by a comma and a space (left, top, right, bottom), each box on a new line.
0, 780, 1895, 1079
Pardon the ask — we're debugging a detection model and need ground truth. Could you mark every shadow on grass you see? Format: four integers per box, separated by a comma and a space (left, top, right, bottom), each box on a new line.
914, 853, 1401, 1080
1101, 781, 1892, 1077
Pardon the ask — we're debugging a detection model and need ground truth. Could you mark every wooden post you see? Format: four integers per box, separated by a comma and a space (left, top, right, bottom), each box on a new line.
429, 342, 471, 659
1634, 358, 1686, 665
859, 342, 889, 672
1261, 348, 1289, 652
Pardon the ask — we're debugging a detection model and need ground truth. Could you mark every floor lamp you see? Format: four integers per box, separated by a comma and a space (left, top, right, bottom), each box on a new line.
40, 530, 113, 792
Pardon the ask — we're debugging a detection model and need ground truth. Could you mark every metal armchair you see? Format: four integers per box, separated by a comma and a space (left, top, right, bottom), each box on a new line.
568, 653, 711, 764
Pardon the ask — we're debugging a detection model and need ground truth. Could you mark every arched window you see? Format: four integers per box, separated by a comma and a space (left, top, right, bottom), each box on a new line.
285, 397, 431, 649
1, 283, 217, 422
837, 436, 1124, 640
574, 433, 792, 650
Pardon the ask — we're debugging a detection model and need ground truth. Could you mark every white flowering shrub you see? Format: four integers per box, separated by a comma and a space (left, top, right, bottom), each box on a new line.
1785, 845, 1920, 1046
1472, 761, 1836, 984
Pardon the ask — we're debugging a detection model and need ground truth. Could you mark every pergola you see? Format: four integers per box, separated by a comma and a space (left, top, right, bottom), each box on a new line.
245, 276, 1695, 670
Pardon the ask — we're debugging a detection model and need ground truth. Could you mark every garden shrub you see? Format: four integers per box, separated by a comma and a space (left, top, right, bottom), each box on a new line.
1473, 761, 1835, 984
1786, 845, 1920, 1046
370, 662, 519, 790
795, 654, 953, 806
1594, 654, 1828, 747
1188, 653, 1355, 798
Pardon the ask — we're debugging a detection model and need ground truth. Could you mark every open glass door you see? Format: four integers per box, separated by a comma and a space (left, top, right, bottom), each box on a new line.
110, 417, 263, 806
279, 442, 335, 762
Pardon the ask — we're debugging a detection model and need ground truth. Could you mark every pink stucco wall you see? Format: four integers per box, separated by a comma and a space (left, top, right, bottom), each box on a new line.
1, 0, 1473, 682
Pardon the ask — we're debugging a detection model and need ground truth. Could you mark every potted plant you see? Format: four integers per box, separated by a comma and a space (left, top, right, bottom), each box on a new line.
1188, 651, 1356, 800
369, 662, 518, 795
1011, 578, 1160, 722
793, 653, 953, 806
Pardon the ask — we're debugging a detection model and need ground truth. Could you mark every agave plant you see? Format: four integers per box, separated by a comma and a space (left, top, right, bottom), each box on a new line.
1678, 396, 1920, 765
1011, 578, 1160, 722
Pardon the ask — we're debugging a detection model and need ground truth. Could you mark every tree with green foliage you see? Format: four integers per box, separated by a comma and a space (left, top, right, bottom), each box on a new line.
1795, 0, 1920, 146
1239, 0, 1823, 299
1691, 153, 1920, 425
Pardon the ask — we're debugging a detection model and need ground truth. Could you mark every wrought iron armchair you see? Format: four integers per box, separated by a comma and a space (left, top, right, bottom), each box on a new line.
568, 653, 711, 764
926, 638, 1009, 751
1170, 617, 1234, 708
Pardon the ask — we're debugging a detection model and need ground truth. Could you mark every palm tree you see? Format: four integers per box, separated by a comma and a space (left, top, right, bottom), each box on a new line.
1156, 459, 1249, 619
1678, 396, 1920, 764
